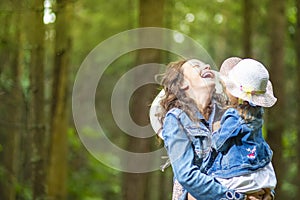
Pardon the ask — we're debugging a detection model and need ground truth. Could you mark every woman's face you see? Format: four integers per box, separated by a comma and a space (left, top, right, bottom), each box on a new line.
181, 59, 216, 95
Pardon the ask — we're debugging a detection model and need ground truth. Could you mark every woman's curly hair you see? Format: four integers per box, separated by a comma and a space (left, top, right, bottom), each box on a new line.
158, 59, 211, 126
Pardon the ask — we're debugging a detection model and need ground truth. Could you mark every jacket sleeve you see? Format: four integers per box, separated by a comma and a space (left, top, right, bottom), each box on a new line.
212, 108, 244, 152
163, 112, 244, 200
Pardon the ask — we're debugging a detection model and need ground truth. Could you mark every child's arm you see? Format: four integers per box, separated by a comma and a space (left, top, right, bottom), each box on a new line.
212, 108, 244, 152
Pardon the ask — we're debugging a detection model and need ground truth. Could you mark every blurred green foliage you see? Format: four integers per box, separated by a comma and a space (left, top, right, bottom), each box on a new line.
67, 128, 121, 200
0, 0, 299, 199
68, 0, 299, 198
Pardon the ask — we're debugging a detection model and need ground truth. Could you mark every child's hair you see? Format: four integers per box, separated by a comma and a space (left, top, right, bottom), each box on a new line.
228, 101, 263, 122
219, 80, 263, 122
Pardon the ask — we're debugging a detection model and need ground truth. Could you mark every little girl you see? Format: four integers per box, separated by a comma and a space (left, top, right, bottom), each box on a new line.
204, 58, 277, 199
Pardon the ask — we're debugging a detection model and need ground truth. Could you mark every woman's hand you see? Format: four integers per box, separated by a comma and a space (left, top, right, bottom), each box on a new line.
246, 188, 274, 200
246, 189, 264, 200
262, 188, 273, 200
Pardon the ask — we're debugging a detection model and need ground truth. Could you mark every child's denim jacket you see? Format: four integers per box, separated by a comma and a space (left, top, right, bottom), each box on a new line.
206, 107, 273, 179
162, 106, 246, 200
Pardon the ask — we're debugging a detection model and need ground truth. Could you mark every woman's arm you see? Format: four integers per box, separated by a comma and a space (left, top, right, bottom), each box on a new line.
188, 189, 273, 200
163, 112, 245, 200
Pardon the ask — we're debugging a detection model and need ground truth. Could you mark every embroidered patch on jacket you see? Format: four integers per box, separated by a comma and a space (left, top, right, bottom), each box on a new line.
246, 146, 256, 159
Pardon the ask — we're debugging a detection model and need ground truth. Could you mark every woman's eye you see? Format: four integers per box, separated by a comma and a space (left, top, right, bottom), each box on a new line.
197, 66, 204, 74
193, 66, 201, 74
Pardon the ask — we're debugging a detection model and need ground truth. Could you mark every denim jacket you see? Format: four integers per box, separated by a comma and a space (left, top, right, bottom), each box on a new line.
162, 106, 245, 200
206, 108, 273, 179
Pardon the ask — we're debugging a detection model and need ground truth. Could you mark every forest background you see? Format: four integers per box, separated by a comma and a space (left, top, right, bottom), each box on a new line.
0, 0, 299, 199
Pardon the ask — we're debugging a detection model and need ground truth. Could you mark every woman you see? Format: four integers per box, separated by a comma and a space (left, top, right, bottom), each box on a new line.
151, 59, 272, 200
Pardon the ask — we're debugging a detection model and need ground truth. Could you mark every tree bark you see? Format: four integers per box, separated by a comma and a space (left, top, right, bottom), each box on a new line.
122, 0, 165, 199
0, 3, 22, 199
25, 0, 47, 199
47, 0, 72, 199
295, 0, 300, 196
266, 0, 286, 199
243, 0, 253, 57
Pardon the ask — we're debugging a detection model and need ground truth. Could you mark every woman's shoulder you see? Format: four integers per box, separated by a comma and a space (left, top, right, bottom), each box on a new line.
166, 107, 185, 118
165, 108, 193, 125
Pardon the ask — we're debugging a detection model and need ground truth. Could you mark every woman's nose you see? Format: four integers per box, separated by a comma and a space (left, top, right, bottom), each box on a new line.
203, 64, 211, 70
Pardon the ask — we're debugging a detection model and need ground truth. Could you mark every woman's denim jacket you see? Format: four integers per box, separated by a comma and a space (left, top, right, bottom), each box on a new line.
205, 108, 273, 179
162, 106, 245, 200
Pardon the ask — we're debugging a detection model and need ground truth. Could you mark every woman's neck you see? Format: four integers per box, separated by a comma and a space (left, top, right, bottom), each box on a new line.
192, 93, 212, 120
195, 93, 211, 111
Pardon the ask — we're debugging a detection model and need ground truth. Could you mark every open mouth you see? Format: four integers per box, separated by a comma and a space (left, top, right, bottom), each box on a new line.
201, 70, 214, 78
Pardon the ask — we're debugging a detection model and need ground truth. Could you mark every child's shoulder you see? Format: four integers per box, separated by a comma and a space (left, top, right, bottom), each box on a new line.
223, 107, 239, 116
220, 107, 241, 123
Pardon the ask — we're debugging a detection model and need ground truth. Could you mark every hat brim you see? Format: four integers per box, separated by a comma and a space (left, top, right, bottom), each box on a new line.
220, 57, 242, 76
224, 78, 277, 107
149, 89, 165, 138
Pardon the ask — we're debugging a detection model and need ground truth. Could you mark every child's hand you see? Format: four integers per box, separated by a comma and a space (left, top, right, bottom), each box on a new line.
212, 120, 221, 132
187, 193, 196, 200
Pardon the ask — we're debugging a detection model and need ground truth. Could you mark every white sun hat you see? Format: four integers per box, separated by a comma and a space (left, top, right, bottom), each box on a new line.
221, 58, 277, 107
220, 57, 242, 76
149, 89, 165, 139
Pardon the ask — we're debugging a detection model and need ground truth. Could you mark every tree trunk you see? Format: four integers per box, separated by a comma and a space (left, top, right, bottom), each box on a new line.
47, 0, 72, 199
243, 0, 253, 57
122, 0, 165, 199
295, 0, 300, 196
0, 3, 22, 199
25, 0, 47, 199
266, 0, 286, 199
